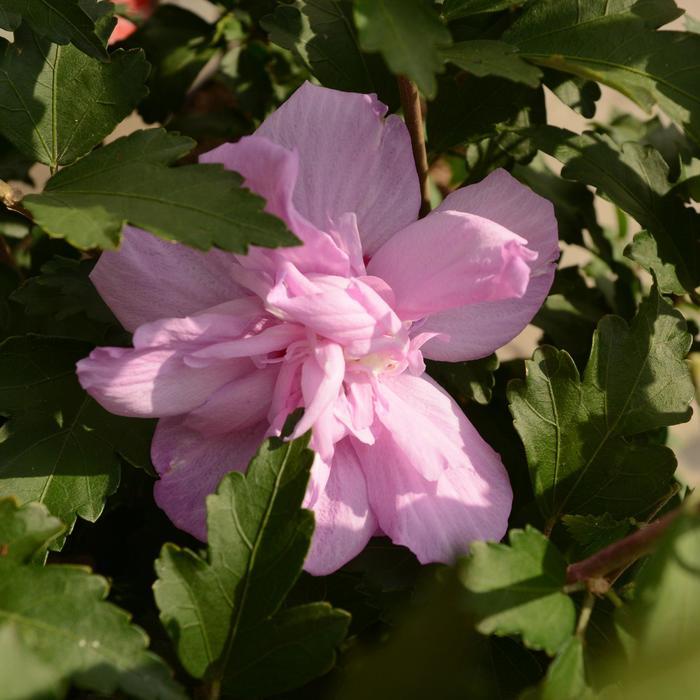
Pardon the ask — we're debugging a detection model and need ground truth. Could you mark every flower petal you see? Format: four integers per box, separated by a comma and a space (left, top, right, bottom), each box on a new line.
367, 210, 536, 320
186, 367, 279, 436
92, 226, 245, 331
153, 416, 267, 540
256, 82, 420, 255
76, 346, 237, 417
419, 169, 559, 360
354, 375, 512, 564
304, 439, 376, 576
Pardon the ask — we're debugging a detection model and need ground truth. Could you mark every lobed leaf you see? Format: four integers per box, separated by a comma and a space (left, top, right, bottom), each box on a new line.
154, 433, 350, 695
459, 526, 576, 655
509, 286, 694, 526
23, 129, 299, 252
0, 26, 148, 168
0, 497, 64, 563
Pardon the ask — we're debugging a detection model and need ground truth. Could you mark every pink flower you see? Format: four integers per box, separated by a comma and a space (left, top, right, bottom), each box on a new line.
77, 83, 558, 574
109, 0, 157, 45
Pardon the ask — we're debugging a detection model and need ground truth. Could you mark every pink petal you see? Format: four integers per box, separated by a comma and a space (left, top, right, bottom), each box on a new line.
186, 367, 279, 436
201, 136, 352, 277
92, 226, 245, 332
304, 440, 377, 576
76, 346, 236, 417
153, 416, 267, 540
367, 210, 537, 320
419, 169, 559, 360
354, 375, 512, 564
256, 82, 420, 255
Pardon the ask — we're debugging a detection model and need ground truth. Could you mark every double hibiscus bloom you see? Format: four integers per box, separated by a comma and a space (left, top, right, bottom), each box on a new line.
78, 83, 559, 574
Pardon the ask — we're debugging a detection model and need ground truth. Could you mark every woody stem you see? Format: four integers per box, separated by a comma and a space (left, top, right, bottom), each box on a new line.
397, 76, 431, 218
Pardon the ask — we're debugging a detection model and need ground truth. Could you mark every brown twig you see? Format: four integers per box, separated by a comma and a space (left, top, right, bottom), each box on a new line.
566, 509, 682, 585
397, 76, 431, 218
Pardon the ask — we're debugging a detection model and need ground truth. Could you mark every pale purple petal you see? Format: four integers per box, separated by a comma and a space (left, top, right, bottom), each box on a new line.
153, 416, 267, 540
367, 210, 537, 320
256, 81, 420, 255
354, 375, 512, 564
91, 226, 246, 331
186, 367, 279, 436
419, 169, 559, 361
77, 346, 237, 417
304, 439, 377, 576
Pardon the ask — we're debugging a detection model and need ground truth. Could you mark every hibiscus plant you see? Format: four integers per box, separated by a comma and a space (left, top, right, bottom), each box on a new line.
0, 1, 699, 698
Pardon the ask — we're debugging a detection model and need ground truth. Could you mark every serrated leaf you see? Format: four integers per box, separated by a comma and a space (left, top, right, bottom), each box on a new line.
0, 335, 154, 539
505, 0, 700, 142
442, 40, 542, 87
427, 354, 498, 406
459, 526, 576, 655
530, 125, 700, 295
154, 433, 349, 695
0, 498, 64, 563
23, 129, 299, 251
562, 513, 633, 558
442, 0, 524, 20
0, 559, 185, 699
354, 0, 451, 99
0, 0, 107, 61
262, 0, 397, 101
0, 26, 148, 168
125, 5, 217, 124
509, 286, 694, 526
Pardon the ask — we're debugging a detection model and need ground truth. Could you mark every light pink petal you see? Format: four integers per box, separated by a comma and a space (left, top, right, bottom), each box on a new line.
201, 136, 351, 277
419, 169, 559, 360
186, 367, 279, 436
92, 226, 246, 331
133, 298, 265, 349
76, 346, 236, 417
153, 416, 267, 540
304, 440, 377, 576
292, 342, 345, 456
354, 375, 512, 564
256, 81, 420, 255
367, 210, 537, 321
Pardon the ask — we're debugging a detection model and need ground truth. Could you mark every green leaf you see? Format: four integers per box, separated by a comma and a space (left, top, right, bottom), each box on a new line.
508, 286, 694, 526
10, 257, 125, 345
427, 354, 499, 406
442, 0, 525, 20
442, 40, 542, 87
354, 0, 451, 98
530, 125, 700, 295
23, 129, 299, 251
126, 5, 217, 124
154, 433, 349, 695
0, 498, 64, 563
0, 26, 148, 168
0, 623, 65, 700
459, 526, 576, 655
262, 0, 397, 101
0, 559, 185, 699
631, 508, 700, 656
0, 335, 155, 540
428, 72, 541, 152
562, 513, 634, 558
0, 0, 107, 61
504, 0, 700, 142
523, 637, 593, 700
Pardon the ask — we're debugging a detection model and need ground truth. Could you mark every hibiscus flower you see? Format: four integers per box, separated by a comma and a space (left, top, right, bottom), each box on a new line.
77, 82, 559, 574
109, 0, 157, 44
